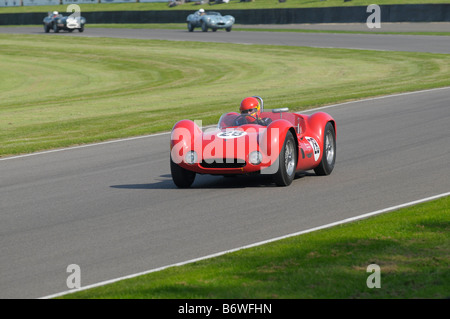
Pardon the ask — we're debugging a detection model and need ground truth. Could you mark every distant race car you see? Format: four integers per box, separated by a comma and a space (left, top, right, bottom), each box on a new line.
186, 9, 235, 32
170, 96, 336, 188
43, 11, 86, 33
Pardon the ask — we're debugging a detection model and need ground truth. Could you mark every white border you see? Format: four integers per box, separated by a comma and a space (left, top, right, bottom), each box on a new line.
41, 191, 450, 299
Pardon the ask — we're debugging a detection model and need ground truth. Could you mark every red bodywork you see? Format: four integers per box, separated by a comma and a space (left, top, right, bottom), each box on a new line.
170, 110, 335, 176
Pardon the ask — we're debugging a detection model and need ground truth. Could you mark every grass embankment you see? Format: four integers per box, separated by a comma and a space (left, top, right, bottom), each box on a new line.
1, 0, 449, 14
59, 196, 449, 298
1, 34, 449, 157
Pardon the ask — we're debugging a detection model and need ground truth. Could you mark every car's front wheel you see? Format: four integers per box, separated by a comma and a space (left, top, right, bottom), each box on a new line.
53, 23, 59, 33
226, 27, 232, 32
314, 122, 336, 176
44, 24, 50, 33
201, 21, 208, 32
273, 131, 297, 186
170, 156, 196, 188
187, 22, 194, 32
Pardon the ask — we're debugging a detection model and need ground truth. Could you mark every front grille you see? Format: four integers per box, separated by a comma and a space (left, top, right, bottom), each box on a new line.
201, 158, 246, 169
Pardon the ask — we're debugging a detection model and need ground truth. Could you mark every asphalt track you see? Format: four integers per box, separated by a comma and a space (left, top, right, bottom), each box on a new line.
242, 22, 450, 33
1, 26, 450, 53
0, 27, 449, 298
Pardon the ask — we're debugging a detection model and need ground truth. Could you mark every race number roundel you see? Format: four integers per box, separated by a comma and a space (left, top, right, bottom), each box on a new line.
305, 136, 320, 161
217, 130, 247, 139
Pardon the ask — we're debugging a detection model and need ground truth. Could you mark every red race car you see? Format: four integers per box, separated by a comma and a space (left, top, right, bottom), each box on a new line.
170, 96, 336, 188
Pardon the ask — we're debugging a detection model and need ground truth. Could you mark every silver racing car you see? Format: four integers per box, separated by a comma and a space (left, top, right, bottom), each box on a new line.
43, 11, 86, 33
186, 9, 235, 32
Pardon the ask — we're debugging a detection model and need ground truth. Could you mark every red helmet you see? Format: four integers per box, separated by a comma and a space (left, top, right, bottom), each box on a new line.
239, 97, 261, 119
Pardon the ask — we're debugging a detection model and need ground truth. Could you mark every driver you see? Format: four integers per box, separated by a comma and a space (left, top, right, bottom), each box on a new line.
238, 97, 271, 126
52, 11, 59, 18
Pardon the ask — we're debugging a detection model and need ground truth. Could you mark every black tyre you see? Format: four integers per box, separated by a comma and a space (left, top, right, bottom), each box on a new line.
44, 24, 50, 33
226, 27, 232, 32
170, 156, 196, 188
273, 131, 297, 186
53, 23, 59, 33
78, 27, 84, 33
201, 21, 208, 32
314, 122, 336, 176
187, 22, 194, 32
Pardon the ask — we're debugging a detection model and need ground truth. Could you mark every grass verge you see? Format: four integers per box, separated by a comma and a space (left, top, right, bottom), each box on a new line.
1, 34, 449, 157
58, 195, 450, 298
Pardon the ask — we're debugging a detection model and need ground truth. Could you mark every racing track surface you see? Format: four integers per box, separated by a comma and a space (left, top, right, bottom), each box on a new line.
0, 27, 450, 298
1, 87, 449, 299
1, 26, 450, 53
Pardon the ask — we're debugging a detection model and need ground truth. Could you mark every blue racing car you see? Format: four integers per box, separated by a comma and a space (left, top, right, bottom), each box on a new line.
186, 9, 235, 32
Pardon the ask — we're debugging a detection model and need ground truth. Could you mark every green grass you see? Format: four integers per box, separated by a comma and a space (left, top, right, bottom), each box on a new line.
58, 196, 450, 299
1, 0, 449, 14
1, 33, 449, 157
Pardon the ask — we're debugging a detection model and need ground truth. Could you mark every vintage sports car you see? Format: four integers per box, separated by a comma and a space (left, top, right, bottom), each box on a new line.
43, 11, 86, 33
186, 9, 235, 32
170, 97, 336, 188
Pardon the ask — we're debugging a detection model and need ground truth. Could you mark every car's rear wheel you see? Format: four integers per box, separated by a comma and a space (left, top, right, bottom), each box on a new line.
273, 131, 297, 186
170, 156, 196, 188
314, 122, 336, 176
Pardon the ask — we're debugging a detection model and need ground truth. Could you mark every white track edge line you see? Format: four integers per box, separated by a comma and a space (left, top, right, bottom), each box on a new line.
0, 132, 171, 161
303, 86, 450, 112
40, 191, 450, 299
2, 86, 449, 162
